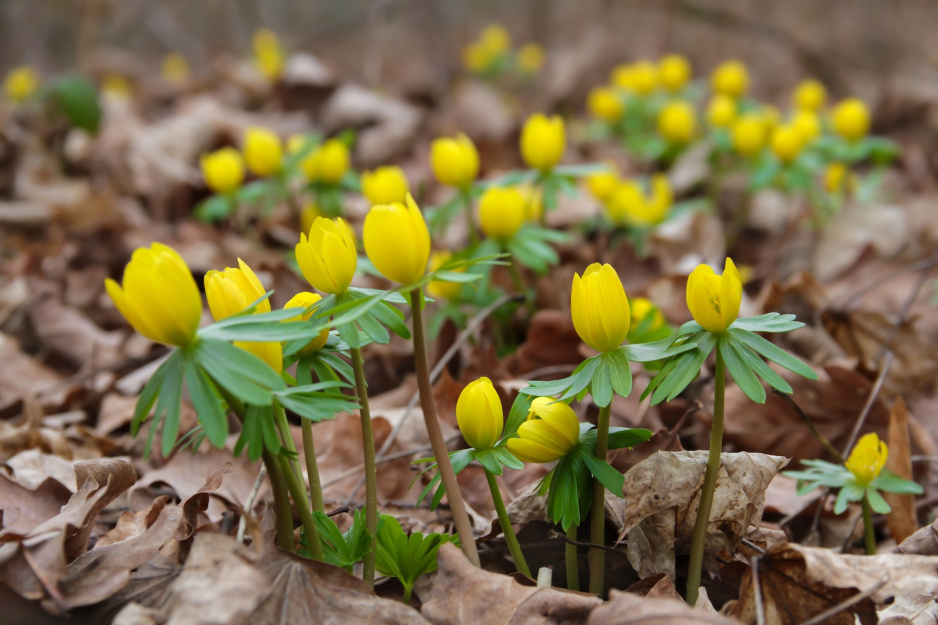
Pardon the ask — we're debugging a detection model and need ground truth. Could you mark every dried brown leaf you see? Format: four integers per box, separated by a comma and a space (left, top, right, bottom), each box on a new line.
885, 397, 919, 543
586, 589, 739, 625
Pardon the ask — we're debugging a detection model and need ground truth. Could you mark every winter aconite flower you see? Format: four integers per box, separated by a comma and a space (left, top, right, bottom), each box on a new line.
732, 115, 766, 157
606, 175, 671, 227
832, 98, 870, 142
456, 377, 504, 451
161, 53, 190, 84
793, 79, 826, 111
310, 138, 350, 185
658, 54, 691, 92
243, 127, 283, 177
711, 60, 748, 98
587, 164, 620, 203
4, 66, 38, 103
362, 166, 409, 205
612, 61, 657, 95
520, 113, 565, 172
658, 101, 697, 144
824, 162, 857, 194
686, 258, 742, 334
588, 87, 623, 123
770, 124, 805, 164
201, 147, 245, 194
253, 29, 285, 81
478, 186, 525, 242
507, 397, 580, 463
105, 243, 202, 347
426, 252, 462, 301
517, 43, 545, 74
793, 110, 821, 142
571, 263, 630, 353
296, 217, 357, 295
845, 433, 888, 487
629, 297, 666, 336
283, 292, 331, 356
363, 194, 431, 285
707, 95, 737, 128
431, 134, 479, 189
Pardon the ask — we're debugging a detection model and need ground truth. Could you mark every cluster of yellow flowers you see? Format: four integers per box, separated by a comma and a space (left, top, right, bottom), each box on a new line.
589, 166, 673, 228
463, 24, 545, 76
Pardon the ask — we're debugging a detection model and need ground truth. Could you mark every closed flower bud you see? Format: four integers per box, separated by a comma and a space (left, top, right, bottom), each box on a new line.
793, 79, 826, 111
315, 139, 350, 184
283, 292, 330, 356
253, 29, 285, 81
629, 60, 659, 95
571, 263, 630, 353
456, 377, 504, 451
845, 433, 888, 487
517, 43, 545, 74
793, 110, 821, 142
658, 54, 691, 92
243, 127, 283, 177
657, 101, 697, 144
105, 243, 201, 347
201, 147, 245, 194
507, 397, 580, 464
588, 87, 624, 122
520, 113, 565, 172
711, 60, 748, 98
161, 53, 190, 84
686, 257, 742, 333
431, 133, 479, 189
770, 124, 805, 164
588, 164, 620, 203
426, 251, 463, 301
832, 98, 870, 142
824, 162, 857, 194
363, 194, 431, 285
707, 94, 737, 128
480, 24, 511, 56
4, 66, 38, 103
731, 115, 766, 157
300, 202, 322, 238
296, 217, 357, 295
361, 166, 409, 206
478, 186, 525, 242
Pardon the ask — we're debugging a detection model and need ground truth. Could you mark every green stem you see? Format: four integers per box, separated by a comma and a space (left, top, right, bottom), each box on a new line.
461, 188, 478, 246
861, 495, 876, 555
685, 348, 726, 606
506, 254, 535, 319
589, 403, 612, 597
276, 452, 324, 560
301, 419, 324, 513
484, 469, 531, 577
409, 289, 481, 567
566, 525, 580, 591
402, 584, 413, 605
350, 346, 378, 586
273, 404, 309, 502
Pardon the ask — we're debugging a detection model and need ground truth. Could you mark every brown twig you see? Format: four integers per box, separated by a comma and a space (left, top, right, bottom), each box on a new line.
547, 529, 627, 554
751, 555, 766, 625
772, 390, 844, 464
797, 574, 888, 625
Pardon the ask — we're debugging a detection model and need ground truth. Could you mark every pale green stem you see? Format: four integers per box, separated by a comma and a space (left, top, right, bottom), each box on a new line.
301, 419, 324, 513
461, 188, 479, 246
350, 346, 378, 586
861, 495, 876, 555
485, 469, 531, 577
276, 453, 324, 560
589, 403, 612, 597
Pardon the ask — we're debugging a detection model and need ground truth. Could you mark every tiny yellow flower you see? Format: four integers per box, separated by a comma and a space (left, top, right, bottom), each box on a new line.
314, 138, 350, 185
519, 184, 543, 222
161, 53, 190, 84
300, 202, 322, 237
657, 101, 697, 144
793, 79, 826, 112
770, 124, 805, 164
462, 42, 491, 74
588, 87, 624, 122
517, 43, 545, 74
731, 115, 766, 157
363, 194, 431, 285
707, 94, 737, 128
611, 63, 637, 90
479, 186, 525, 242
201, 147, 245, 194
711, 60, 748, 98
296, 217, 357, 295
587, 164, 620, 203
824, 162, 857, 194
658, 54, 691, 92
431, 133, 479, 189
361, 166, 409, 205
105, 243, 202, 347
520, 113, 565, 172
253, 29, 285, 81
606, 175, 672, 227
456, 377, 504, 451
686, 258, 742, 334
760, 105, 781, 133
426, 251, 463, 301
507, 397, 580, 464
283, 292, 330, 355
832, 98, 870, 142
102, 75, 132, 100
845, 433, 888, 487
629, 297, 666, 336
571, 263, 630, 353
480, 24, 511, 56
4, 66, 38, 103
629, 60, 658, 95
242, 127, 282, 177
792, 110, 821, 142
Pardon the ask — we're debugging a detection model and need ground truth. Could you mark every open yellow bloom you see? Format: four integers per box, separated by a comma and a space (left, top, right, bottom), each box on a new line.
362, 166, 409, 205
707, 94, 737, 128
606, 175, 672, 227
832, 98, 870, 142
793, 110, 821, 142
426, 251, 462, 301
243, 127, 282, 177
845, 433, 888, 487
283, 292, 330, 356
658, 54, 691, 92
571, 263, 630, 353
711, 60, 748, 98
518, 43, 545, 74
507, 397, 580, 463
456, 377, 504, 451
296, 217, 357, 295
313, 139, 350, 184
105, 243, 202, 347
161, 53, 190, 84
588, 87, 624, 122
587, 163, 620, 203
657, 101, 697, 144
479, 186, 525, 242
613, 62, 657, 94
363, 194, 431, 285
686, 258, 742, 333
462, 42, 491, 74
793, 79, 826, 111
520, 113, 565, 172
253, 29, 285, 81
201, 147, 245, 194
431, 133, 479, 189
731, 115, 766, 157
4, 66, 38, 102
480, 24, 511, 56
771, 124, 805, 164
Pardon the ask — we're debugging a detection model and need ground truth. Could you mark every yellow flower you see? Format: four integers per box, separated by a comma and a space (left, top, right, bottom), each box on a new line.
105, 243, 202, 347
4, 66, 38, 102
520, 184, 543, 222
102, 75, 132, 100
571, 263, 630, 353
161, 53, 190, 84
520, 113, 565, 172
518, 43, 545, 74
253, 29, 285, 81
824, 162, 857, 194
315, 139, 350, 185
588, 164, 620, 203
463, 42, 491, 74
760, 105, 781, 133
507, 397, 580, 463
426, 251, 463, 301
657, 101, 697, 144
242, 127, 282, 177
479, 186, 525, 242
832, 98, 870, 142
300, 202, 322, 237
770, 124, 805, 164
361, 166, 409, 205
629, 297, 666, 336
431, 133, 479, 189
296, 217, 357, 295
711, 60, 748, 98
588, 87, 624, 122
283, 292, 330, 356
707, 94, 737, 128
845, 433, 888, 487
612, 62, 657, 94
480, 24, 511, 56
686, 258, 742, 334
658, 54, 691, 92
731, 115, 766, 157
456, 377, 504, 451
606, 175, 672, 227
793, 110, 821, 142
363, 194, 431, 285
793, 79, 826, 111
201, 147, 245, 194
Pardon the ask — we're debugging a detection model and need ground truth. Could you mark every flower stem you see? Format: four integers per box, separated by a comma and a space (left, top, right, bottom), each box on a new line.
861, 495, 876, 555
409, 288, 480, 567
589, 403, 612, 597
275, 452, 324, 560
350, 346, 378, 586
686, 348, 726, 606
402, 584, 413, 605
461, 188, 478, 246
484, 469, 531, 577
566, 525, 580, 591
301, 420, 324, 513
506, 254, 535, 320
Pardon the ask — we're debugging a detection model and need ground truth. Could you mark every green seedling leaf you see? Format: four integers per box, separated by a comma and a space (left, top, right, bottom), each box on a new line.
46, 74, 102, 133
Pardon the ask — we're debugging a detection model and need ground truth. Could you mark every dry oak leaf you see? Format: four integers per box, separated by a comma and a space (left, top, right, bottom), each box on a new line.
586, 589, 740, 625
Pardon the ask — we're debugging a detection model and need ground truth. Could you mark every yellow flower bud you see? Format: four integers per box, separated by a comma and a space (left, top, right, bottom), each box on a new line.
793, 110, 821, 142
283, 292, 330, 356
657, 101, 697, 144
201, 147, 245, 194
658, 54, 691, 92
686, 258, 742, 334
770, 124, 805, 164
253, 29, 285, 81
711, 60, 748, 98
731, 115, 766, 157
463, 42, 490, 74
520, 183, 543, 222
431, 133, 479, 189
243, 127, 282, 177
361, 166, 409, 205
456, 377, 504, 451
315, 139, 350, 185
629, 60, 659, 95
296, 217, 357, 295
426, 251, 463, 301
300, 202, 322, 237
793, 79, 826, 111
629, 297, 666, 336
760, 105, 781, 132
102, 75, 132, 100
832, 98, 870, 142
824, 162, 857, 194
507, 397, 580, 463
588, 87, 624, 122
611, 64, 637, 90
105, 243, 202, 347
588, 164, 620, 203
363, 194, 431, 285
4, 66, 38, 102
480, 24, 511, 56
518, 43, 545, 74
707, 94, 737, 128
161, 53, 190, 84
520, 113, 565, 172
606, 175, 672, 227
571, 263, 630, 353
844, 433, 888, 487
479, 186, 525, 242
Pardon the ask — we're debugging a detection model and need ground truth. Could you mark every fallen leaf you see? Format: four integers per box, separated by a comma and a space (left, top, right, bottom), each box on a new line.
885, 397, 919, 544
586, 588, 739, 624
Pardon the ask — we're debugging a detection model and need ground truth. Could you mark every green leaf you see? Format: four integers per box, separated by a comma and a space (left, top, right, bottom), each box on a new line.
273, 385, 357, 423
46, 74, 102, 133
552, 163, 608, 177
235, 180, 270, 204
503, 393, 534, 439
622, 336, 696, 363
183, 355, 228, 448
374, 514, 457, 593
490, 445, 525, 471
474, 450, 504, 476
719, 335, 766, 404
582, 453, 624, 497
730, 313, 804, 333
607, 427, 653, 449
522, 356, 600, 403
194, 338, 284, 406
154, 350, 185, 458
729, 328, 817, 380
234, 405, 281, 461
872, 472, 924, 495
604, 349, 633, 399
728, 335, 793, 394
591, 358, 614, 407
130, 358, 167, 438
866, 488, 891, 514
834, 482, 863, 514
194, 195, 233, 222
645, 333, 717, 404
313, 510, 372, 571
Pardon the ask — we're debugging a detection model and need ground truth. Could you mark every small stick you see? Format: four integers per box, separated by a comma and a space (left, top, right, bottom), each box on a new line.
237, 464, 268, 543
751, 555, 766, 625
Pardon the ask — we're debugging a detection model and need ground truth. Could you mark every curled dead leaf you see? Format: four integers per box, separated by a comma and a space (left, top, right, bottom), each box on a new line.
586, 589, 740, 625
